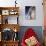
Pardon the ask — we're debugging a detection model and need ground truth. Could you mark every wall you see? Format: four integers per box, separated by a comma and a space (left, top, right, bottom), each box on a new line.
43, 0, 46, 27
0, 0, 44, 45
43, 0, 46, 46
18, 0, 43, 26
0, 0, 43, 26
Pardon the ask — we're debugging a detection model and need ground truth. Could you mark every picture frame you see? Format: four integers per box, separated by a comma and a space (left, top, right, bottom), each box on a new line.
0, 32, 1, 41
9, 10, 18, 15
2, 10, 9, 15
2, 16, 8, 24
8, 16, 18, 24
0, 15, 1, 24
2, 15, 18, 24
25, 6, 36, 20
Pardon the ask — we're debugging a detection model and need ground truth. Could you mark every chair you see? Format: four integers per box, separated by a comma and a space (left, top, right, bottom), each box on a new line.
21, 28, 41, 46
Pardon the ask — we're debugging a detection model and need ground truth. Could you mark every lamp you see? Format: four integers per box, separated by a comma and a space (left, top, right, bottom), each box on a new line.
15, 0, 17, 7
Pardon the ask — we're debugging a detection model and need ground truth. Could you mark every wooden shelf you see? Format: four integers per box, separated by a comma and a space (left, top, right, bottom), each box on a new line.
0, 7, 19, 24
0, 7, 20, 46
0, 40, 19, 46
0, 7, 19, 10
0, 24, 20, 32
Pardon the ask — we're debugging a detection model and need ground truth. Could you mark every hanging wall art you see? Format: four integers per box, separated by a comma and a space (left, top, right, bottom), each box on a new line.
25, 6, 36, 20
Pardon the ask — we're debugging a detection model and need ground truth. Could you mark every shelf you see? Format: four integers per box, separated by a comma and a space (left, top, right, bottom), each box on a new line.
2, 40, 19, 43
1, 15, 19, 24
2, 13, 19, 16
0, 24, 20, 32
0, 7, 19, 10
0, 7, 19, 24
0, 7, 19, 46
2, 40, 19, 46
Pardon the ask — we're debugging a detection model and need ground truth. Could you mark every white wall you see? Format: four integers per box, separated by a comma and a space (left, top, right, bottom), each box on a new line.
0, 0, 43, 26
17, 0, 43, 26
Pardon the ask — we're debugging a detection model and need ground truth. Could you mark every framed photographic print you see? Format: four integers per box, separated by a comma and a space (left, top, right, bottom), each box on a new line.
9, 10, 18, 15
8, 16, 18, 24
0, 15, 1, 24
2, 16, 8, 24
2, 15, 18, 24
0, 32, 1, 41
2, 10, 9, 15
25, 6, 36, 20
10, 11, 15, 15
